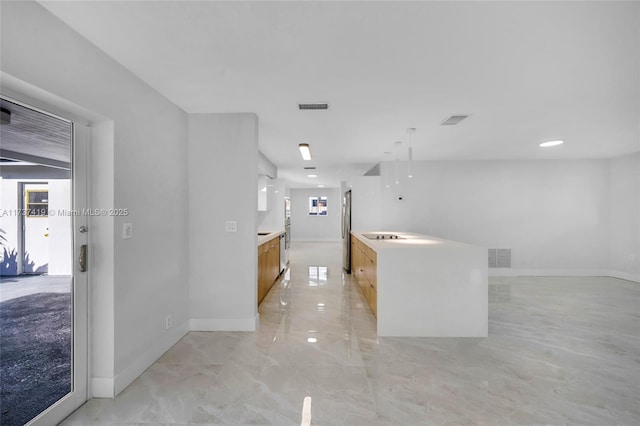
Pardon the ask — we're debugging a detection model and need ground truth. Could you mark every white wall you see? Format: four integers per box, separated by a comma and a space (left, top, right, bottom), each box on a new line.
348, 176, 381, 232
1, 1, 190, 396
379, 159, 612, 274
610, 152, 640, 281
290, 188, 342, 241
258, 151, 277, 178
188, 113, 259, 331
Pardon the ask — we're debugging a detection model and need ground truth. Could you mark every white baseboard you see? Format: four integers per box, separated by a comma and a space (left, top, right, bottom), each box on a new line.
489, 269, 611, 277
112, 321, 189, 396
189, 315, 258, 331
90, 377, 115, 398
291, 239, 341, 242
489, 268, 640, 283
610, 270, 640, 283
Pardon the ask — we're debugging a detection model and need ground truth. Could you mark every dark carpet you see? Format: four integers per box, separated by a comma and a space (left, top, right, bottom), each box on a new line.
1, 293, 71, 426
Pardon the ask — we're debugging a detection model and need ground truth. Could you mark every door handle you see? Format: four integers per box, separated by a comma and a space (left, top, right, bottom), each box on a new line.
79, 244, 87, 272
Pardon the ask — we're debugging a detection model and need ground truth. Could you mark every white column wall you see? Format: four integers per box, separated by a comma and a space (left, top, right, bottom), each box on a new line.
188, 113, 259, 330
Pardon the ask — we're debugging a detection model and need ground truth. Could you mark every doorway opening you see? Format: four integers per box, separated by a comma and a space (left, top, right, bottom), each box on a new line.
0, 96, 78, 425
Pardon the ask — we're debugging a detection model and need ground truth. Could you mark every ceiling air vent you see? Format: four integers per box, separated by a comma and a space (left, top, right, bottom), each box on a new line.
0, 107, 11, 125
441, 114, 470, 125
304, 166, 316, 170
298, 103, 329, 110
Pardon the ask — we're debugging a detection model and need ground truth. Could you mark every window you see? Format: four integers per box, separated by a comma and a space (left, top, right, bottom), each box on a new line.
308, 266, 328, 286
308, 196, 327, 216
26, 190, 49, 217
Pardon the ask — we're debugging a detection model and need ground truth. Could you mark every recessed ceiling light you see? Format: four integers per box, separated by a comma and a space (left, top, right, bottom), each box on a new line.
540, 140, 564, 147
307, 174, 317, 178
299, 143, 312, 160
317, 184, 325, 188
307, 337, 317, 343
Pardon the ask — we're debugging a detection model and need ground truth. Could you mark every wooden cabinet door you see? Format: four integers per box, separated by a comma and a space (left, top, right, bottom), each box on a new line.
356, 242, 365, 285
274, 238, 281, 283
258, 244, 268, 304
267, 244, 275, 286
351, 240, 356, 273
369, 280, 377, 317
368, 253, 377, 317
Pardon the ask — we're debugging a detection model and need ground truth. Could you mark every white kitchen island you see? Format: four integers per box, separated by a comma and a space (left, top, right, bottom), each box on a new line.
351, 231, 488, 337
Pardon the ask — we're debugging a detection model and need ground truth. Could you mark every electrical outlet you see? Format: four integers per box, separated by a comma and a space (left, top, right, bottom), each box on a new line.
165, 314, 172, 330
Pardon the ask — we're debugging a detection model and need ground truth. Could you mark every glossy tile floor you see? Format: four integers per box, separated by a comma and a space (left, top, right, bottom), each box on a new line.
62, 242, 640, 425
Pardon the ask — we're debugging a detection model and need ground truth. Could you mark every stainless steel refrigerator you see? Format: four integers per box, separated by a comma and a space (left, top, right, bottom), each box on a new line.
342, 190, 352, 273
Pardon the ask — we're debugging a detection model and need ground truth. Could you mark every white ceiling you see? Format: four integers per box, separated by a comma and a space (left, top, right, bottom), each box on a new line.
40, 1, 639, 188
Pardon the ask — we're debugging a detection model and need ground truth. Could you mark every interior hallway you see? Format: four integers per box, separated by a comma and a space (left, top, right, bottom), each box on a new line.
60, 242, 639, 425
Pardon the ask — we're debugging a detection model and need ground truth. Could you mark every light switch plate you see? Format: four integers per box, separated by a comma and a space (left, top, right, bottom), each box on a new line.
123, 223, 133, 239
225, 221, 237, 232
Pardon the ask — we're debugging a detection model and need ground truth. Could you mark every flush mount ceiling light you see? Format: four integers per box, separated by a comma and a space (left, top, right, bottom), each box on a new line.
540, 140, 564, 147
299, 143, 312, 160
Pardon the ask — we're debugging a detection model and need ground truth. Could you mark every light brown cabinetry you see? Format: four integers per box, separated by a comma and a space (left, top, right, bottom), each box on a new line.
258, 235, 281, 305
351, 235, 377, 317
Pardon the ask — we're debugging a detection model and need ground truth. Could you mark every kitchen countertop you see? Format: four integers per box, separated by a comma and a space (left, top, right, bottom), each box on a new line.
351, 230, 479, 251
258, 230, 285, 246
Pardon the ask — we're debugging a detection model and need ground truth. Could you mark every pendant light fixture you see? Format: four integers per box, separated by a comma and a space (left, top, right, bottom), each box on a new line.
407, 128, 415, 178
394, 141, 402, 184
384, 152, 392, 188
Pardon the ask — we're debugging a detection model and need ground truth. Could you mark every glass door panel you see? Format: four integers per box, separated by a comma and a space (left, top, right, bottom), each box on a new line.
0, 97, 87, 425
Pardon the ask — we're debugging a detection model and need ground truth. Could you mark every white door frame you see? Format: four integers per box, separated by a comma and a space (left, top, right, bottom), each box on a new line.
1, 94, 90, 425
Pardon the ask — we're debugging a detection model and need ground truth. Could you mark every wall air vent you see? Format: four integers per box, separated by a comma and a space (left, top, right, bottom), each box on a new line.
488, 249, 511, 268
304, 166, 316, 170
441, 114, 470, 125
298, 103, 329, 110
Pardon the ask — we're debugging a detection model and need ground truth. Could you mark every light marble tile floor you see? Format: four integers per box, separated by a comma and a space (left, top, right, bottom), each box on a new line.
61, 242, 640, 425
